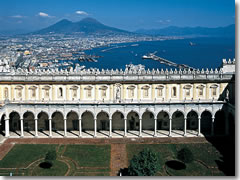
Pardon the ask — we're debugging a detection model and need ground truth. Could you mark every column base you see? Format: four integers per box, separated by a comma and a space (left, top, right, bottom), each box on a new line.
109, 135, 112, 138
183, 133, 187, 137
20, 136, 24, 138
154, 134, 158, 138
34, 135, 39, 138
168, 134, 172, 137
49, 135, 52, 138
64, 135, 68, 138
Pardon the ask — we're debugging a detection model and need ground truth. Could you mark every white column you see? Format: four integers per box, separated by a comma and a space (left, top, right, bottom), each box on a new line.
154, 118, 157, 137
139, 118, 142, 137
169, 118, 172, 137
35, 119, 38, 137
109, 119, 112, 137
211, 117, 215, 136
79, 118, 82, 137
49, 119, 52, 137
184, 117, 187, 136
198, 117, 201, 136
94, 118, 97, 137
5, 119, 9, 137
124, 118, 127, 137
20, 119, 24, 137
64, 119, 67, 137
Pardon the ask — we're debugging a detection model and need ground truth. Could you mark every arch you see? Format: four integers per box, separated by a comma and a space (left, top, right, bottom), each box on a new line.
0, 114, 6, 136
23, 111, 35, 132
67, 111, 79, 131
214, 110, 225, 135
172, 111, 184, 134
37, 111, 49, 133
126, 110, 140, 117
82, 111, 94, 131
97, 111, 109, 131
9, 111, 21, 133
112, 111, 124, 132
142, 111, 154, 132
228, 113, 235, 138
51, 111, 64, 134
186, 110, 198, 132
201, 110, 212, 135
127, 111, 139, 132
157, 111, 170, 135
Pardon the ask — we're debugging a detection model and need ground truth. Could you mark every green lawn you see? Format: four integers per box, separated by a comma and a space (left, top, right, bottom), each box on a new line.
0, 144, 57, 168
126, 143, 224, 176
63, 144, 111, 168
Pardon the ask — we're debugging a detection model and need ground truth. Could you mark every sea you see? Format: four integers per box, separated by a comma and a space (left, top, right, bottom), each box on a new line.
72, 37, 235, 70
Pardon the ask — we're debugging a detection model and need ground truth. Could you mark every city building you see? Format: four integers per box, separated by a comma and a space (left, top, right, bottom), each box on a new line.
0, 59, 235, 138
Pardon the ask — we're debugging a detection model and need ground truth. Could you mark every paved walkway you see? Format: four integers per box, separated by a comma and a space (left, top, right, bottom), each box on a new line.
110, 144, 128, 176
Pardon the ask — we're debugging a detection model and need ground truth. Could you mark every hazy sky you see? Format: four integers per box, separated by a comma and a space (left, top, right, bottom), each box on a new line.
0, 0, 235, 31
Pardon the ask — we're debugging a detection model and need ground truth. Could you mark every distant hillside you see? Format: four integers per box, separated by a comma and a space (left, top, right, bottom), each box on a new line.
31, 17, 132, 35
135, 24, 235, 37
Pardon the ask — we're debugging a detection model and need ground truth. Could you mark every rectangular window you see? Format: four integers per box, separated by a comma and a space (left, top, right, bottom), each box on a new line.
129, 89, 134, 98
144, 89, 148, 97
17, 89, 22, 98
87, 89, 92, 98
212, 88, 217, 96
73, 89, 77, 98
199, 88, 203, 96
32, 89, 36, 98
45, 89, 49, 98
158, 89, 163, 97
186, 89, 190, 96
102, 89, 106, 98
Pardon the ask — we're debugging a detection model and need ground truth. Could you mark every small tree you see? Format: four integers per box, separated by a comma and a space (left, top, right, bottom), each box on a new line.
177, 148, 194, 163
45, 150, 57, 165
128, 148, 160, 176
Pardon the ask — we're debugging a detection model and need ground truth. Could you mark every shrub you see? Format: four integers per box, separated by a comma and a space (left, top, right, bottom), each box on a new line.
177, 148, 194, 163
128, 148, 160, 176
45, 150, 57, 164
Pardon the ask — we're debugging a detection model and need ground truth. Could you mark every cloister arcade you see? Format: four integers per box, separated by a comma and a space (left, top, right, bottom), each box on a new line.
0, 104, 232, 138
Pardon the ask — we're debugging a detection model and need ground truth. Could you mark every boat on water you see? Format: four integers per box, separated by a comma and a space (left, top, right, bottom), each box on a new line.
131, 44, 139, 46
189, 42, 196, 46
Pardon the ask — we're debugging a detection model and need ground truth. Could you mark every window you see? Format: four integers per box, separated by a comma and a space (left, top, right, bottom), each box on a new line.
43, 86, 50, 99
127, 86, 135, 98
172, 87, 177, 97
156, 85, 164, 97
58, 87, 63, 98
4, 87, 8, 99
184, 85, 192, 97
71, 86, 78, 99
85, 86, 93, 98
15, 86, 23, 99
212, 87, 217, 96
29, 87, 37, 98
100, 86, 108, 98
197, 85, 204, 97
142, 86, 150, 98
210, 85, 218, 97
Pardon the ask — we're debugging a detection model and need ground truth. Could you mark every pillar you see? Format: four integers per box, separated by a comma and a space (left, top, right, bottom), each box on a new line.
79, 118, 82, 137
5, 119, 9, 137
198, 117, 201, 136
49, 119, 52, 137
35, 119, 38, 137
211, 117, 215, 136
124, 118, 127, 137
109, 118, 112, 137
64, 119, 67, 137
154, 118, 157, 137
20, 119, 24, 137
139, 118, 142, 137
94, 118, 97, 137
184, 117, 187, 136
169, 118, 172, 136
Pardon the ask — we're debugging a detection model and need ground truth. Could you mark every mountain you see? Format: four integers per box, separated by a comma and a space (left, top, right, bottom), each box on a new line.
32, 17, 131, 35
135, 24, 235, 37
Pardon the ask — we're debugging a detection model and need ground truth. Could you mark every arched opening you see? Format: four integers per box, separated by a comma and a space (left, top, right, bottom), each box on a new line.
81, 111, 94, 134
37, 112, 49, 136
52, 112, 64, 136
9, 112, 20, 135
214, 110, 225, 135
67, 111, 79, 135
186, 111, 198, 135
23, 111, 35, 136
112, 111, 124, 136
97, 112, 109, 136
127, 111, 139, 136
142, 112, 154, 136
0, 114, 6, 136
228, 113, 235, 138
157, 111, 170, 136
201, 111, 212, 135
172, 111, 184, 135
